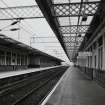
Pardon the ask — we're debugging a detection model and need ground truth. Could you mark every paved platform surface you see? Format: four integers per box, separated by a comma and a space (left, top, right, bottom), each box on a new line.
45, 66, 105, 105
0, 66, 61, 79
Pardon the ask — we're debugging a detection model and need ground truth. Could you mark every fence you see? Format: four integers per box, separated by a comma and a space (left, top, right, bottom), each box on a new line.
76, 65, 105, 84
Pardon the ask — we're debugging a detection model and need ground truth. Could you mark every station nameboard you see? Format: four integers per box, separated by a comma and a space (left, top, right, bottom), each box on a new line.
78, 52, 92, 57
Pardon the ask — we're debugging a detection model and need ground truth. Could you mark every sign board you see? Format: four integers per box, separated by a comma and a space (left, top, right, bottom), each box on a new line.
77, 56, 87, 59
78, 52, 92, 57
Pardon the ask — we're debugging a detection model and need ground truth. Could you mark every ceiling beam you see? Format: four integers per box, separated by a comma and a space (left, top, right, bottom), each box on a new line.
35, 0, 70, 60
53, 1, 100, 17
0, 5, 44, 20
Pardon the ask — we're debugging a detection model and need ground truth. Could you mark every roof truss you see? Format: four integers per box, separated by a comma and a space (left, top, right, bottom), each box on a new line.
0, 5, 44, 20
35, 0, 101, 60
53, 1, 99, 17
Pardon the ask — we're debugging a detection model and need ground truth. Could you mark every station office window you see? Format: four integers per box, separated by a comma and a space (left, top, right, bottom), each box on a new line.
6, 52, 11, 65
93, 42, 98, 68
12, 53, 16, 65
0, 51, 5, 65
90, 47, 92, 68
17, 54, 21, 65
25, 55, 28, 65
93, 42, 97, 50
94, 55, 97, 68
98, 36, 103, 69
21, 55, 24, 65
87, 49, 90, 67
87, 47, 92, 68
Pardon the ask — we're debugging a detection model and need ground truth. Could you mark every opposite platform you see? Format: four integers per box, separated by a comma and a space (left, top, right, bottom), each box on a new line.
0, 66, 62, 79
44, 66, 105, 105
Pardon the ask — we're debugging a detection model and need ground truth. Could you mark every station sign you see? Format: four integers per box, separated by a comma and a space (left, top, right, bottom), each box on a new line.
78, 52, 92, 57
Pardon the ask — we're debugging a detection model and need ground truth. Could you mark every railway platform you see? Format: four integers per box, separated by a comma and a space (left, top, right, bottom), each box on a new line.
0, 66, 61, 79
43, 66, 105, 105
0, 66, 68, 105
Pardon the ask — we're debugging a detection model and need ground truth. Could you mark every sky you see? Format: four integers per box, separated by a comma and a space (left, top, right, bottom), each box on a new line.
0, 0, 70, 63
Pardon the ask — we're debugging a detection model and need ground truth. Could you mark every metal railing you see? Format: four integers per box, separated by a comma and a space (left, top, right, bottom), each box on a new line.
76, 65, 105, 83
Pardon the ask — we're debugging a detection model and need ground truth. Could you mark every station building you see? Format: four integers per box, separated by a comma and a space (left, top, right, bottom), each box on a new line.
0, 34, 62, 71
76, 16, 105, 71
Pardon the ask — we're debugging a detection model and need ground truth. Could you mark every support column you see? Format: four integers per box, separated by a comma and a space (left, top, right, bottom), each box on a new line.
27, 55, 29, 65
20, 54, 22, 65
96, 42, 98, 69
11, 51, 12, 65
102, 34, 105, 70
4, 51, 6, 65
16, 53, 17, 65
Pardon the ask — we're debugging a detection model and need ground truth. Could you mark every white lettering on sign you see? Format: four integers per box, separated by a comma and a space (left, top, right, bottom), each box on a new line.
78, 52, 92, 57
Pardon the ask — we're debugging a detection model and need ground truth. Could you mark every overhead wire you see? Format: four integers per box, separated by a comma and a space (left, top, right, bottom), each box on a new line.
0, 0, 35, 35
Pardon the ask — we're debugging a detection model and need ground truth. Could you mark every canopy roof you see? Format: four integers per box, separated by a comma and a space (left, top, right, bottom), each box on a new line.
0, 0, 103, 61
35, 0, 101, 61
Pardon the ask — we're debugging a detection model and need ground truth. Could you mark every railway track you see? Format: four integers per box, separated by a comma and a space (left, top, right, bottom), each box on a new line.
0, 66, 68, 105
0, 69, 55, 96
